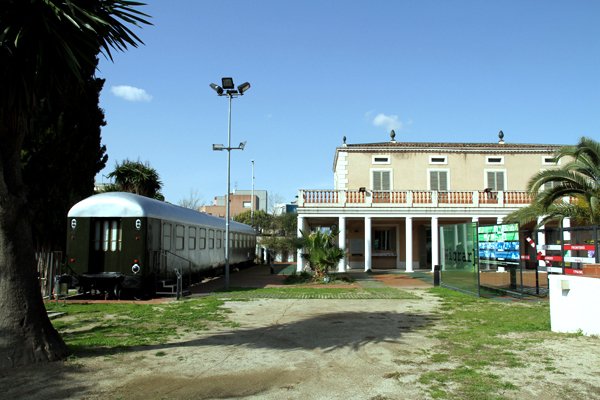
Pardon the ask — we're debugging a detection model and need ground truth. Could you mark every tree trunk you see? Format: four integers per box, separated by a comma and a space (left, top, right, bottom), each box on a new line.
0, 125, 69, 369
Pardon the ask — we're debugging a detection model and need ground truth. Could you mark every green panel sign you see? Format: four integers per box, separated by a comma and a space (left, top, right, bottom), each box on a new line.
440, 222, 479, 295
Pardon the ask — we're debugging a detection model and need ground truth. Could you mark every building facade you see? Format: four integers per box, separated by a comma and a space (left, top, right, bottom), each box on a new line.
296, 135, 564, 272
199, 193, 260, 219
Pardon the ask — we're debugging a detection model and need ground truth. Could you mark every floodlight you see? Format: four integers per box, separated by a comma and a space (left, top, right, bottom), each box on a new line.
209, 83, 223, 95
222, 77, 234, 89
237, 82, 251, 94
212, 144, 224, 151
239, 141, 247, 150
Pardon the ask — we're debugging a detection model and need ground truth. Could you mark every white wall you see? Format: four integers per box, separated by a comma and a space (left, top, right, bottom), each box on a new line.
549, 275, 600, 336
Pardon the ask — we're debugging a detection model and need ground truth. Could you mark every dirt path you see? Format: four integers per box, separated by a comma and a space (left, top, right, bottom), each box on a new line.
3, 291, 441, 400
3, 287, 600, 399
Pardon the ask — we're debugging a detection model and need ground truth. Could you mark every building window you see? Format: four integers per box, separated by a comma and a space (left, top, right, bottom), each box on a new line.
373, 228, 395, 251
543, 156, 560, 165
372, 155, 390, 164
486, 170, 506, 190
486, 156, 504, 165
429, 156, 447, 164
371, 169, 392, 190
243, 201, 251, 208
428, 170, 449, 191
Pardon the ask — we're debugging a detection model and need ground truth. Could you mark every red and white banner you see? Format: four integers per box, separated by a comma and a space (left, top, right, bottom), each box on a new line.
565, 268, 584, 275
564, 245, 595, 251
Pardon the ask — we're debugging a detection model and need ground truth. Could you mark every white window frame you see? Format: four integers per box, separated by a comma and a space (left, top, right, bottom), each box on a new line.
427, 169, 450, 190
542, 156, 561, 165
486, 155, 504, 165
370, 168, 393, 190
429, 155, 447, 165
243, 201, 251, 208
484, 169, 507, 191
372, 155, 390, 165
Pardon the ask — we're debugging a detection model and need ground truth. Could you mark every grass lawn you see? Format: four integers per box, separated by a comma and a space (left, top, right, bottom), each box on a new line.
413, 287, 552, 399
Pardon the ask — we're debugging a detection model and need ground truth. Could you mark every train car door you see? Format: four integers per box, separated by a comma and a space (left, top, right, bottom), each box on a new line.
90, 218, 122, 274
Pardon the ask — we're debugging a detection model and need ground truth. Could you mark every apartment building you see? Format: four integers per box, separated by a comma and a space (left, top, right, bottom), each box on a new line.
296, 132, 564, 272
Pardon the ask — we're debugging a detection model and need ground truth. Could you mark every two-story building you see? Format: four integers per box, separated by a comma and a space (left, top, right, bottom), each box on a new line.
296, 132, 564, 272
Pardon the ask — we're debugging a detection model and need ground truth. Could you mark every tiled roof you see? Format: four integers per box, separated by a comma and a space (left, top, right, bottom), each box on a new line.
341, 142, 563, 150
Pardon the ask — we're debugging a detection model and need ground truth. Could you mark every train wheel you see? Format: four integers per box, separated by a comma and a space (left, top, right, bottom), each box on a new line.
113, 283, 122, 300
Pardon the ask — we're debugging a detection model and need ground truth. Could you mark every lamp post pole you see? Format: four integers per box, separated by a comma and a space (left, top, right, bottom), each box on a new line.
251, 159, 255, 225
225, 92, 233, 290
210, 78, 250, 290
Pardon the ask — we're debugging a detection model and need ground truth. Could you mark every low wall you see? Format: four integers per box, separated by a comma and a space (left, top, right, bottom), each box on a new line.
549, 274, 600, 336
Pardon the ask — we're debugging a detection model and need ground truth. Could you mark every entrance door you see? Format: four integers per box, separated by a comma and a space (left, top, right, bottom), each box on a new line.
89, 219, 122, 274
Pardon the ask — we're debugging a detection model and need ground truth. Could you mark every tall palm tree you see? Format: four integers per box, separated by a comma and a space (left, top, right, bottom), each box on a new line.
107, 158, 164, 200
505, 137, 600, 226
291, 229, 346, 279
0, 1, 150, 368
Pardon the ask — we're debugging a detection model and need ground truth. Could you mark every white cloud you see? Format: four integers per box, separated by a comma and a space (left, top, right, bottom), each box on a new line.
372, 113, 403, 132
110, 85, 153, 102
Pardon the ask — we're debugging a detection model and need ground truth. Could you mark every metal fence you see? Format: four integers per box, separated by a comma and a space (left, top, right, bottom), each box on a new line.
36, 251, 63, 298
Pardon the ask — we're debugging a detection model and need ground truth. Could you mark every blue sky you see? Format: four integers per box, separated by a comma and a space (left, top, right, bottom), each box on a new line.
95, 0, 600, 207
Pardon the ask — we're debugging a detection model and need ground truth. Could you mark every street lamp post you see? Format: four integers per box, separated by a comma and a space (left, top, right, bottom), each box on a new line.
211, 77, 250, 290
251, 159, 255, 225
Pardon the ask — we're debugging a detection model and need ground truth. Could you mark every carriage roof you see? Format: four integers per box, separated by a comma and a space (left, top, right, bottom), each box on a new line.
68, 192, 255, 233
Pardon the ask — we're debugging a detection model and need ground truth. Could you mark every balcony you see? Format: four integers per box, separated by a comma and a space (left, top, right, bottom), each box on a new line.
298, 189, 533, 208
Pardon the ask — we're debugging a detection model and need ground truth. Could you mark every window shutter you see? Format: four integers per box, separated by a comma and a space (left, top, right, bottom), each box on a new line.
496, 172, 505, 190
430, 171, 439, 190
382, 171, 390, 190
487, 171, 496, 190
439, 171, 448, 190
373, 171, 381, 190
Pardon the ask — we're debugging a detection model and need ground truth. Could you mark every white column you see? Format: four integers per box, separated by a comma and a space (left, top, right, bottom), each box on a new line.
563, 218, 571, 257
431, 216, 439, 272
472, 217, 479, 223
537, 217, 546, 267
297, 216, 305, 272
497, 216, 503, 224
405, 216, 413, 272
365, 216, 372, 271
338, 216, 347, 272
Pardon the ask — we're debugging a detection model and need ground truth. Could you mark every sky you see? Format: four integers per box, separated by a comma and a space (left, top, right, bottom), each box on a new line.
94, 0, 600, 207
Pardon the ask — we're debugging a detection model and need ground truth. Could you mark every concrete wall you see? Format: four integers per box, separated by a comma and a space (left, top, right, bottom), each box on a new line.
549, 274, 600, 336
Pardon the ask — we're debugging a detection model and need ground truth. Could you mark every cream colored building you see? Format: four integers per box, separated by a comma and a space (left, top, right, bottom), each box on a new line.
296, 134, 564, 272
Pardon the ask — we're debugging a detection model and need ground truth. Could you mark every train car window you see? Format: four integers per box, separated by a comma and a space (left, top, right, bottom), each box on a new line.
163, 223, 172, 251
235, 233, 239, 248
209, 229, 215, 249
176, 225, 185, 250
94, 221, 101, 251
118, 221, 123, 251
199, 228, 206, 249
216, 230, 222, 248
110, 220, 120, 251
103, 221, 110, 251
189, 227, 196, 249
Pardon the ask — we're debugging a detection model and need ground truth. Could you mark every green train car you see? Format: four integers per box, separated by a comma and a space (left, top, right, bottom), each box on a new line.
63, 192, 256, 297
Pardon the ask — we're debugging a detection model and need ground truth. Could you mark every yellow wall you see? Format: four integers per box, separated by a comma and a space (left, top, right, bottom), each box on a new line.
343, 150, 562, 191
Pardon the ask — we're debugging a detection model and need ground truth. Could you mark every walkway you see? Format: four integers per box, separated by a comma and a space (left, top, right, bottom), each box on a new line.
189, 264, 433, 300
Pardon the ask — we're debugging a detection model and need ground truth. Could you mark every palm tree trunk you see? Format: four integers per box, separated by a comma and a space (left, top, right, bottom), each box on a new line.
0, 127, 68, 368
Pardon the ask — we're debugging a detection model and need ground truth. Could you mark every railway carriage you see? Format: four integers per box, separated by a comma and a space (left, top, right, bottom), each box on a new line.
63, 192, 256, 297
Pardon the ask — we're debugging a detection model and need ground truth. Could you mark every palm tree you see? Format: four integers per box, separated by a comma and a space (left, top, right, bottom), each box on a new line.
0, 1, 150, 368
106, 158, 164, 200
504, 137, 600, 227
291, 229, 346, 279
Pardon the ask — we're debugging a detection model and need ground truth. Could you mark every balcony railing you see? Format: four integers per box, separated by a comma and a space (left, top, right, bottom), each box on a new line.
299, 189, 534, 208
